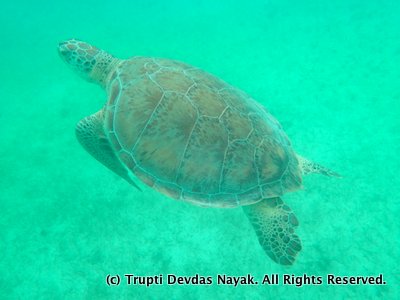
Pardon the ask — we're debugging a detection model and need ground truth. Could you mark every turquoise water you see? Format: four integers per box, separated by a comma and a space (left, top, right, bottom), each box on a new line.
1, 0, 399, 299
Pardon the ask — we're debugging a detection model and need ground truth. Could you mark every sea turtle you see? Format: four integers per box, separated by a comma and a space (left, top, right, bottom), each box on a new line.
58, 39, 339, 265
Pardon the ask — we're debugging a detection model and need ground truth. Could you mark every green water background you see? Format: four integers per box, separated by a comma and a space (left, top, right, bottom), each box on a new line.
1, 0, 399, 299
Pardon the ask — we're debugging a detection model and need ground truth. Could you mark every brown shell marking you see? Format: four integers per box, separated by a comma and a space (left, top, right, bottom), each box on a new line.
176, 116, 228, 194
133, 92, 197, 181
104, 57, 302, 207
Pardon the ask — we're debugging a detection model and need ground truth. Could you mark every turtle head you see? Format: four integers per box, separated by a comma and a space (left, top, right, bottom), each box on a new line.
58, 39, 119, 86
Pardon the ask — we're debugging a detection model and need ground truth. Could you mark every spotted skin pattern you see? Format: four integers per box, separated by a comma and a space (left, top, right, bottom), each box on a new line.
59, 39, 117, 85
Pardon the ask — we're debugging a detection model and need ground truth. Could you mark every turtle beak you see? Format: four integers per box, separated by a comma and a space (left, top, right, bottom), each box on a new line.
58, 41, 71, 62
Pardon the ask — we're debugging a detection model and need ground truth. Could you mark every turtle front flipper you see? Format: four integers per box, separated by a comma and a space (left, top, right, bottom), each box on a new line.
243, 197, 302, 265
76, 111, 142, 191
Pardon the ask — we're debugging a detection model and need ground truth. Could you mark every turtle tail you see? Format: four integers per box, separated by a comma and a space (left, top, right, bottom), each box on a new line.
297, 155, 341, 177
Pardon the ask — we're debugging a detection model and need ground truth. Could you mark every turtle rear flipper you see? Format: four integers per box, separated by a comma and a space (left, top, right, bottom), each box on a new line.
76, 111, 141, 191
297, 155, 341, 177
243, 197, 302, 265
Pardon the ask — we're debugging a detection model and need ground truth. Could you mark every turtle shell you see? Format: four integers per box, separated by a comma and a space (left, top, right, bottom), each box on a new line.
103, 57, 302, 207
